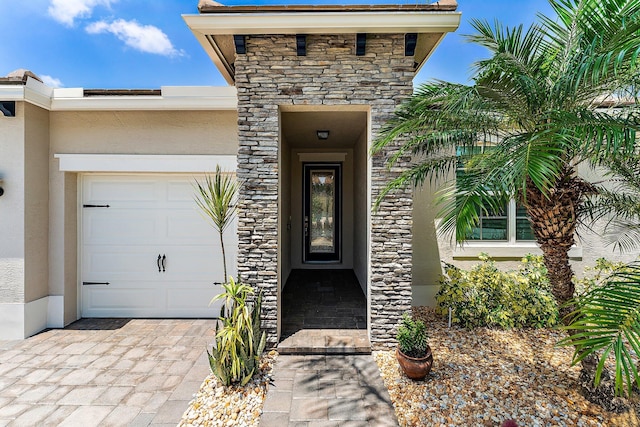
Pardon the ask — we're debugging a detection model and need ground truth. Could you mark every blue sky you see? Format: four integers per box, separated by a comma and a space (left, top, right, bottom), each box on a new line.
0, 0, 553, 89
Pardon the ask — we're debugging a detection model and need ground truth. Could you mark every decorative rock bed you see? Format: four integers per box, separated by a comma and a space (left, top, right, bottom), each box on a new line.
179, 308, 639, 426
178, 350, 277, 427
373, 307, 639, 426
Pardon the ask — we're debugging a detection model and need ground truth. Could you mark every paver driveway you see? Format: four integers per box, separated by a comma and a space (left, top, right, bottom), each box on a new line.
0, 318, 214, 427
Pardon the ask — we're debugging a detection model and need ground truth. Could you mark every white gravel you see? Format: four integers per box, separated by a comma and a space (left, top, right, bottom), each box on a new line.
178, 350, 277, 427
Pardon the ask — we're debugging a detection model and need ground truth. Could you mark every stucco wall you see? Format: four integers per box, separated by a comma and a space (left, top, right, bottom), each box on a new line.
0, 102, 25, 304
24, 103, 50, 303
48, 109, 238, 323
234, 33, 415, 349
412, 183, 444, 306
50, 110, 238, 155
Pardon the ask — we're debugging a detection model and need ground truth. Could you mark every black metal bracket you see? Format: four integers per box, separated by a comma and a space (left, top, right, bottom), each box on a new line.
405, 33, 418, 56
233, 35, 246, 54
296, 34, 306, 56
356, 33, 366, 56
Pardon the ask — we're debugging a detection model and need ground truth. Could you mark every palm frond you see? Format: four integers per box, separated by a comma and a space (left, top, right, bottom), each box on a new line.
559, 262, 640, 396
436, 169, 511, 243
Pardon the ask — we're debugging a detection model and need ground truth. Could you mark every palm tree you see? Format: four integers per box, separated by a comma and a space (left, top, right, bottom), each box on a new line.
194, 166, 239, 284
373, 0, 640, 320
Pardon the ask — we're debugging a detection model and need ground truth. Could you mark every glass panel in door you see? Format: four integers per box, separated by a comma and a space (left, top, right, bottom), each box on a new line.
303, 164, 341, 262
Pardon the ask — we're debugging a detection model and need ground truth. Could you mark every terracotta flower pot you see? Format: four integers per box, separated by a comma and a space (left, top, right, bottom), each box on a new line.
396, 346, 433, 380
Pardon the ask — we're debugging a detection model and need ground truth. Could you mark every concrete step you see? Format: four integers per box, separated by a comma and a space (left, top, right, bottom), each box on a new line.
277, 329, 371, 354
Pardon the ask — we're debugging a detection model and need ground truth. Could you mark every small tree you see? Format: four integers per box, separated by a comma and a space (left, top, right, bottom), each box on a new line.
194, 166, 239, 283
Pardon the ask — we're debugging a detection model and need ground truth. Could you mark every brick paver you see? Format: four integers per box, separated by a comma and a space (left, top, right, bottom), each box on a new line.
0, 319, 214, 427
260, 355, 398, 427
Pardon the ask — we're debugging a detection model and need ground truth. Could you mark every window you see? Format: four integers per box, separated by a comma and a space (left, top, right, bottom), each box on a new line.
457, 145, 535, 243
467, 203, 508, 241
466, 201, 534, 242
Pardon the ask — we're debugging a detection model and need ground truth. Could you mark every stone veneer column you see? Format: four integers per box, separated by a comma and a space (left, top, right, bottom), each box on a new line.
235, 33, 414, 349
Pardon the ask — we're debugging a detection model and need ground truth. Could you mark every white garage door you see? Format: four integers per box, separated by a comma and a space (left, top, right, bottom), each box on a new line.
81, 174, 236, 317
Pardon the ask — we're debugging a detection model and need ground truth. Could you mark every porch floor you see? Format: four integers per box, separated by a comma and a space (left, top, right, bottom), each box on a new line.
279, 269, 370, 354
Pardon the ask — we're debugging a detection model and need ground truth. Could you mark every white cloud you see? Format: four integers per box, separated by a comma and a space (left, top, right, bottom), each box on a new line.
86, 19, 183, 57
48, 0, 116, 27
41, 75, 64, 88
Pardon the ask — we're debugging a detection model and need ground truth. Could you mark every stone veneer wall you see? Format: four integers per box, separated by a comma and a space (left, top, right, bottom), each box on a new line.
234, 33, 414, 349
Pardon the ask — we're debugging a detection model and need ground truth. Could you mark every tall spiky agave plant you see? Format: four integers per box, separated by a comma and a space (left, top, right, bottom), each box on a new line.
207, 278, 266, 386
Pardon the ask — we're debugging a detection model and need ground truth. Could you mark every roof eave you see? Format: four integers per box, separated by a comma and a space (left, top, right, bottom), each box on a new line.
184, 11, 461, 35
0, 79, 238, 111
183, 10, 461, 85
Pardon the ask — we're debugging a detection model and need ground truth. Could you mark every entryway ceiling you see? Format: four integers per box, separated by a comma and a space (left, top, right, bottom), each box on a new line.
281, 111, 367, 148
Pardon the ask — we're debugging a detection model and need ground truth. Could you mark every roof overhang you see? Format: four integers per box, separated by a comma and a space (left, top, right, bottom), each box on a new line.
183, 2, 461, 85
0, 78, 237, 111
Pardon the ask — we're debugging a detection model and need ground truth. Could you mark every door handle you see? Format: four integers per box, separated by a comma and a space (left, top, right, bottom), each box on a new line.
161, 254, 166, 272
304, 216, 309, 237
157, 254, 162, 272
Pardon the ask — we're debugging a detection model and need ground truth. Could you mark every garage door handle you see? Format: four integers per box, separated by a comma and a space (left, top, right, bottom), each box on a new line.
157, 254, 162, 272
161, 254, 166, 272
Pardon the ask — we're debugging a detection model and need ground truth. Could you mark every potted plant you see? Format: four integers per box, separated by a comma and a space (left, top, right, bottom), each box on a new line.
396, 313, 433, 380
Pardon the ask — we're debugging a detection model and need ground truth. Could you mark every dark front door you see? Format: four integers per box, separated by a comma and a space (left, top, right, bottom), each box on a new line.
303, 163, 341, 262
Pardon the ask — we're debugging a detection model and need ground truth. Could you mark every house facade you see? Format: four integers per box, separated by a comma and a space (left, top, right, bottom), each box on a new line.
0, 2, 633, 347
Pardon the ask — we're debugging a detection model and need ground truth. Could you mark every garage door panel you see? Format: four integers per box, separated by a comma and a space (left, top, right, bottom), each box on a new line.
85, 180, 159, 205
84, 212, 160, 245
161, 248, 236, 281
165, 210, 216, 241
166, 286, 222, 310
167, 180, 198, 202
83, 285, 160, 316
84, 249, 164, 277
81, 174, 237, 318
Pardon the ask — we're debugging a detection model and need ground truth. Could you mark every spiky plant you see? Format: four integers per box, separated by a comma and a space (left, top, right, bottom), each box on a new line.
207, 278, 266, 386
194, 165, 239, 284
397, 313, 428, 358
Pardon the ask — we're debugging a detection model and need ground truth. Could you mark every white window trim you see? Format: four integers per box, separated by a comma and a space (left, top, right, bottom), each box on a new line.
453, 199, 583, 260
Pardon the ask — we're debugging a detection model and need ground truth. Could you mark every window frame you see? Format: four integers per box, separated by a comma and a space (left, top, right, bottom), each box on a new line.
456, 144, 534, 244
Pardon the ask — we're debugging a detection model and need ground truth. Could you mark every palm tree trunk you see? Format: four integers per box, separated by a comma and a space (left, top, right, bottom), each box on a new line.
525, 172, 583, 321
526, 173, 623, 408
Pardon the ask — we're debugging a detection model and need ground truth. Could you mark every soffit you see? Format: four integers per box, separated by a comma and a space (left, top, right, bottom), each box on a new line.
281, 111, 367, 149
183, 2, 461, 85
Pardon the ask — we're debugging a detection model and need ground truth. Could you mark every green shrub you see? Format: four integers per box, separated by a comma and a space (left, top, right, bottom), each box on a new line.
573, 257, 628, 295
208, 277, 266, 386
396, 313, 428, 358
436, 254, 558, 329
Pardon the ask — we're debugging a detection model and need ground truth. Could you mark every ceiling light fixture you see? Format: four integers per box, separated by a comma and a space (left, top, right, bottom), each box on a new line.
316, 130, 329, 140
